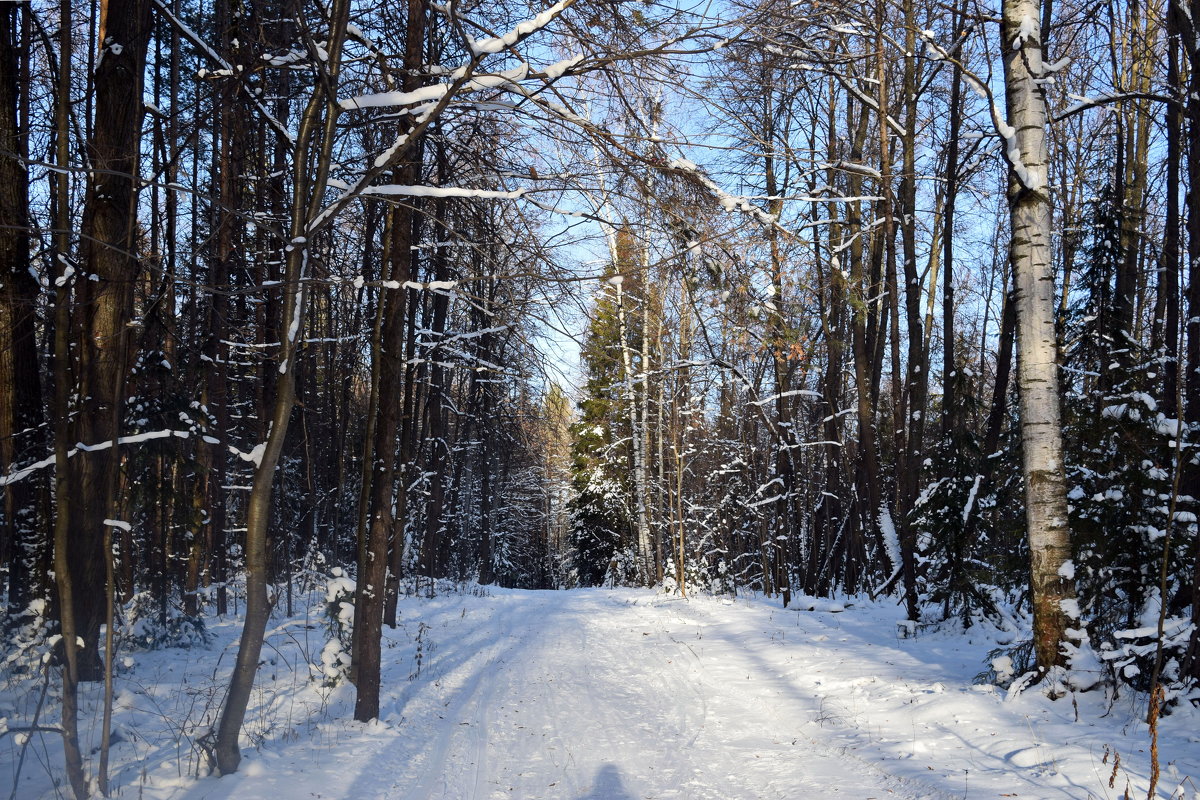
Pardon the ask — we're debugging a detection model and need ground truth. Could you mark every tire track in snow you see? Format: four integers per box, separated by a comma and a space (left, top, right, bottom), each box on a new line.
392, 597, 527, 800
373, 591, 964, 799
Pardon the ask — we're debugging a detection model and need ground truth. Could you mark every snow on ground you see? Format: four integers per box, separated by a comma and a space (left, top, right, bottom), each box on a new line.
3, 587, 1198, 799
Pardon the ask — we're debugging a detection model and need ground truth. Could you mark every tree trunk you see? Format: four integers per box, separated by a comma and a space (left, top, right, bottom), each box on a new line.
50, 0, 87, 792
614, 273, 653, 584
213, 0, 353, 769
896, 0, 924, 621
1001, 0, 1077, 674
1161, 4, 1181, 419
420, 195, 453, 581
69, 0, 152, 682
941, 0, 966, 437
0, 2, 47, 616
1180, 0, 1200, 683
356, 29, 423, 711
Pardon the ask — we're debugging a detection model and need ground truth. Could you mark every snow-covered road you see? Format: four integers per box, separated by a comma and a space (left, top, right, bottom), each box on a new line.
366, 591, 931, 800
7, 588, 1198, 799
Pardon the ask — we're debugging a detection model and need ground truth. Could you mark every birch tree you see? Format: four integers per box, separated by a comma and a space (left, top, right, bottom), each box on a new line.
999, 0, 1078, 675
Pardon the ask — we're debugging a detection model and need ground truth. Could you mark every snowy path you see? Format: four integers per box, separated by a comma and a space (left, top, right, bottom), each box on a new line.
7, 588, 1198, 799
367, 591, 925, 800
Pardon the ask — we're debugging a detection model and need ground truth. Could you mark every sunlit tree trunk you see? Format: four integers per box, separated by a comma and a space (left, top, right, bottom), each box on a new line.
1001, 0, 1077, 674
614, 273, 653, 585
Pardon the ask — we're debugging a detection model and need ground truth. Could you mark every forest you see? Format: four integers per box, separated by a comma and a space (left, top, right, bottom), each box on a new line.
1, 0, 1199, 793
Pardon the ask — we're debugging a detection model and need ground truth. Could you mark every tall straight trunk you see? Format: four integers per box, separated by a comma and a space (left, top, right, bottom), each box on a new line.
213, 0, 353, 770
1183, 0, 1200, 443
356, 6, 423, 708
874, 16, 905, 595
984, 288, 1018, 458
1162, 5, 1180, 418
762, 79, 795, 605
673, 272, 694, 596
473, 271, 498, 585
654, 329, 667, 586
50, 0, 86, 792
1181, 0, 1200, 683
614, 273, 653, 584
0, 2, 46, 615
810, 86, 849, 596
350, 163, 391, 649
942, 0, 967, 437
641, 272, 658, 584
896, 0, 923, 620
420, 196, 453, 580
846, 99, 885, 592
477, 384, 494, 585
352, 209, 388, 683
1000, 0, 1077, 674
1115, 0, 1155, 359
70, 0, 152, 681
200, 0, 239, 619
384, 277, 421, 625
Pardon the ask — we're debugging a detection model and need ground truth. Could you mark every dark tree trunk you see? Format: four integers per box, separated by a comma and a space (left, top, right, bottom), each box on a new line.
354, 0, 426, 721
0, 3, 47, 615
70, 0, 153, 681
1181, 0, 1200, 682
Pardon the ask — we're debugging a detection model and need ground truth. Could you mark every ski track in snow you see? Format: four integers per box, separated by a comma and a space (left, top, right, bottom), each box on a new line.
5, 588, 1198, 799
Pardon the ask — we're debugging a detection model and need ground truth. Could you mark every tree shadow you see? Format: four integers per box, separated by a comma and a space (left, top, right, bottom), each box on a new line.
576, 763, 636, 800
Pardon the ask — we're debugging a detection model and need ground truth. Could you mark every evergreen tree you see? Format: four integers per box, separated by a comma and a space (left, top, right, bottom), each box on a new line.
568, 268, 640, 585
1063, 186, 1193, 686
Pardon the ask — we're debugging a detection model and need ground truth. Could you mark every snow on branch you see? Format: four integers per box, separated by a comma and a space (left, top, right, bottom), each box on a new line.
1053, 91, 1178, 121
0, 429, 193, 487
668, 158, 777, 227
468, 0, 574, 55
832, 161, 882, 179
359, 185, 526, 200
919, 28, 1043, 192
0, 428, 277, 487
339, 65, 532, 112
750, 389, 824, 407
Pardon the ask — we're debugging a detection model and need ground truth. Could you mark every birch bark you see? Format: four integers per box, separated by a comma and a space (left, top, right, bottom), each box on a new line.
1000, 0, 1077, 673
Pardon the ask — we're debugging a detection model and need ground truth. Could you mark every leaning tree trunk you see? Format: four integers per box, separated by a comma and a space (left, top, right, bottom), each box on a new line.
1000, 0, 1077, 675
212, 0, 352, 770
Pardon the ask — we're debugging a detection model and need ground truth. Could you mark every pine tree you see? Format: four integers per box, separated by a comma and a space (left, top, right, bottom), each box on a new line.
568, 268, 640, 585
1064, 186, 1192, 686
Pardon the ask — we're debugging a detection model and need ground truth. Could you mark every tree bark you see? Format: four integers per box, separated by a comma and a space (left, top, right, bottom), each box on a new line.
69, 0, 152, 682
1001, 0, 1077, 674
355, 0, 424, 709
896, 0, 924, 621
50, 0, 87, 792
0, 2, 47, 616
1180, 0, 1200, 682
